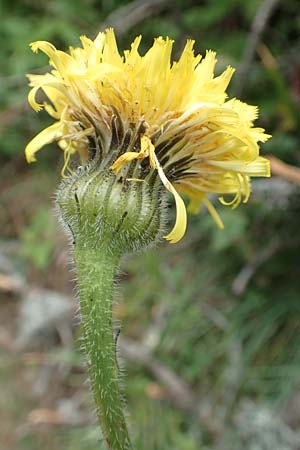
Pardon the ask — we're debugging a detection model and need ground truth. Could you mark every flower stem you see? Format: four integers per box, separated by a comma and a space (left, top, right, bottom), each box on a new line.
56, 163, 165, 449
75, 243, 132, 450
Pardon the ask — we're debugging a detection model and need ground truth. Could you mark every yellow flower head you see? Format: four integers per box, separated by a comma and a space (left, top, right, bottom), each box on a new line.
25, 29, 271, 243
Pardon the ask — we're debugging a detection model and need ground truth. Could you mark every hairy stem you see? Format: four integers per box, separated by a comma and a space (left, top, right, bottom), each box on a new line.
56, 159, 165, 448
75, 244, 132, 450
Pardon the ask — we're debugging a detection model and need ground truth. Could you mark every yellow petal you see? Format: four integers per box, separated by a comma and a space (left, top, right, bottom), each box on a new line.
194, 50, 217, 84
207, 156, 271, 177
68, 63, 121, 79
140, 135, 156, 168
27, 74, 68, 113
30, 41, 70, 69
30, 40, 56, 54
111, 135, 156, 173
202, 197, 224, 229
102, 28, 123, 67
25, 122, 62, 163
124, 35, 142, 65
61, 145, 73, 177
187, 196, 202, 214
111, 152, 142, 173
154, 154, 187, 244
28, 85, 45, 112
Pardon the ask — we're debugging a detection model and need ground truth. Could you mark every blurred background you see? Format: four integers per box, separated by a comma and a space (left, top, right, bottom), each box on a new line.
1, 0, 300, 449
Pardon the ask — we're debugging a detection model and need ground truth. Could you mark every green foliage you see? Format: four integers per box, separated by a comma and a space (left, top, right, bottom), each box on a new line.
20, 206, 56, 271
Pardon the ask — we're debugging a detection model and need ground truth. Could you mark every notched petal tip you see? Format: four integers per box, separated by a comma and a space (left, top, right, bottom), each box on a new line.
29, 42, 40, 53
30, 41, 52, 53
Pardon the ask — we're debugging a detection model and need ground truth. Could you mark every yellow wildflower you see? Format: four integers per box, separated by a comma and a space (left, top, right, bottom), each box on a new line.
25, 29, 270, 243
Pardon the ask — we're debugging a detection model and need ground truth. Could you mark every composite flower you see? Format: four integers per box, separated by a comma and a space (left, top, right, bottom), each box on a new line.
25, 28, 271, 243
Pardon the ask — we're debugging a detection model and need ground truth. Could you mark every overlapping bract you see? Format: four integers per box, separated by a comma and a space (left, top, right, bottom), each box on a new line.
25, 29, 270, 243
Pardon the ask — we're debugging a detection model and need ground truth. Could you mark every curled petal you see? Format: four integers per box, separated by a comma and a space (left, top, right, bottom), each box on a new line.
111, 135, 156, 173
111, 151, 143, 173
25, 122, 62, 163
28, 85, 44, 112
154, 154, 187, 244
30, 40, 57, 54
140, 135, 156, 168
30, 41, 75, 77
27, 74, 69, 114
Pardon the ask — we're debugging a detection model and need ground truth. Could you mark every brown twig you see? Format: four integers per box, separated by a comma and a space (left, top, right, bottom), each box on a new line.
267, 154, 300, 185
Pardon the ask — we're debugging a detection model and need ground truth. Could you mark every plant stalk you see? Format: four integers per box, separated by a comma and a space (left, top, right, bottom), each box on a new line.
56, 159, 165, 449
75, 244, 133, 450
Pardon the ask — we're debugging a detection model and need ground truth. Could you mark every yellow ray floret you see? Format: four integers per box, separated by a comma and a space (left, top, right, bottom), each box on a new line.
154, 153, 187, 243
25, 122, 63, 162
25, 28, 271, 243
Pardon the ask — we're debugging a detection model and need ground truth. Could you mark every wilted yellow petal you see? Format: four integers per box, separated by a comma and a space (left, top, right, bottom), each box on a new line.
112, 135, 156, 173
154, 154, 187, 244
140, 135, 156, 168
25, 122, 62, 163
28, 85, 44, 112
111, 152, 142, 173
